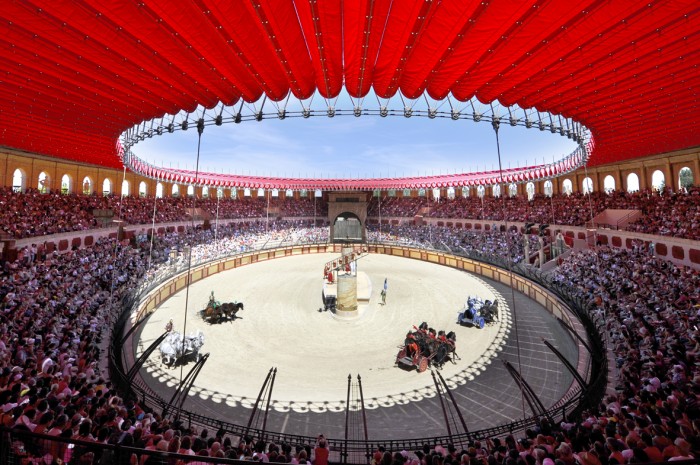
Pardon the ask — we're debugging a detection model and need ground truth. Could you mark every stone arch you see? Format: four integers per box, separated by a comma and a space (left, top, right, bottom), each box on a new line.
508, 183, 517, 198
139, 181, 148, 197
332, 212, 363, 242
543, 180, 553, 197
492, 184, 501, 198
678, 166, 693, 189
562, 179, 573, 195
526, 182, 535, 200
12, 168, 27, 193
651, 170, 665, 191
82, 176, 93, 195
60, 174, 73, 194
38, 171, 51, 193
603, 175, 615, 193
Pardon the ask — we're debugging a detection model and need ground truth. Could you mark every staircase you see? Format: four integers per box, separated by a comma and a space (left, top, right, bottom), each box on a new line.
323, 244, 370, 281
589, 209, 642, 230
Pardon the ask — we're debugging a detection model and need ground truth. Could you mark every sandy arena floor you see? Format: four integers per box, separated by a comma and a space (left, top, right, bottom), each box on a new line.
134, 253, 577, 440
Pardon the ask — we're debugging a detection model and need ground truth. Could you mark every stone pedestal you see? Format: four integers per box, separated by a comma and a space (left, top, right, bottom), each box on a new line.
336, 274, 358, 317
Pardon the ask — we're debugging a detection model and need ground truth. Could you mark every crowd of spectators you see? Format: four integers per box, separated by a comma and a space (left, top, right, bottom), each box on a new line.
367, 198, 426, 218
625, 188, 700, 240
0, 194, 698, 464
367, 189, 700, 240
367, 224, 544, 264
277, 198, 327, 217
2, 187, 699, 241
0, 189, 318, 239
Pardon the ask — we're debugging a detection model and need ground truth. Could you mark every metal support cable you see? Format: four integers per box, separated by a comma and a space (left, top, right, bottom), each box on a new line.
492, 119, 527, 420
179, 122, 204, 387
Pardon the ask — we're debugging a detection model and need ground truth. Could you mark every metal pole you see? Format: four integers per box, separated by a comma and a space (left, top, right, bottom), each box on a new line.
435, 370, 469, 434
266, 189, 270, 232
493, 120, 527, 420
261, 367, 277, 438
246, 368, 273, 433
357, 374, 370, 461
431, 370, 453, 440
378, 195, 382, 234
344, 374, 351, 463
215, 189, 221, 253
148, 190, 158, 270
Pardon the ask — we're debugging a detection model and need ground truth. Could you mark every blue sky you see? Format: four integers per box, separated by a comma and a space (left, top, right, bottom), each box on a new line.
133, 103, 578, 179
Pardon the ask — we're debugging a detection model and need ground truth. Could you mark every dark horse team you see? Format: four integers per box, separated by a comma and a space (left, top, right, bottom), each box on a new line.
396, 322, 457, 372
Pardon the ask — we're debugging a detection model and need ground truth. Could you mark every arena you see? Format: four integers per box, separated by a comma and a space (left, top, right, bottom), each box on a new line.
132, 252, 577, 440
1, 3, 699, 465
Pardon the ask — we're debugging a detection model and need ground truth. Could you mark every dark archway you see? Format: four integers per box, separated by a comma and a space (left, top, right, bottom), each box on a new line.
332, 212, 363, 243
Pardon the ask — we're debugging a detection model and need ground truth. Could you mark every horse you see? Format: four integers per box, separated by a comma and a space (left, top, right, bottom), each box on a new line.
220, 302, 244, 320
481, 299, 499, 324
201, 301, 244, 324
159, 330, 204, 367
434, 331, 458, 368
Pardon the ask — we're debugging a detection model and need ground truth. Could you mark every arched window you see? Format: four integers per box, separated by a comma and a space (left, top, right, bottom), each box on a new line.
299, 189, 307, 197
201, 187, 209, 198
187, 185, 195, 197
61, 174, 72, 194
562, 179, 573, 195
12, 169, 26, 193
461, 187, 469, 197
155, 183, 164, 198
102, 178, 112, 195
526, 182, 535, 201
314, 189, 322, 198
492, 184, 501, 198
82, 176, 93, 195
582, 177, 593, 194
38, 172, 50, 193
544, 180, 553, 197
244, 188, 251, 197
258, 188, 266, 197
678, 167, 693, 189
508, 183, 518, 198
231, 188, 238, 198
626, 173, 640, 192
651, 170, 665, 192
172, 184, 180, 197
216, 188, 224, 199
388, 189, 396, 197
603, 175, 616, 193
432, 188, 441, 200
403, 188, 411, 197
446, 187, 455, 199
418, 188, 426, 197
285, 189, 293, 197
477, 185, 485, 198
121, 180, 130, 197
271, 189, 279, 197
139, 181, 148, 197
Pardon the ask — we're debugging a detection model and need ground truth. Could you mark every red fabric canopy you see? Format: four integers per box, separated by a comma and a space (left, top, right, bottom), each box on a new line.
1, 1, 698, 170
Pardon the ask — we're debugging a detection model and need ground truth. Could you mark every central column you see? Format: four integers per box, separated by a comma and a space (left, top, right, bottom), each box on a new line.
335, 246, 358, 317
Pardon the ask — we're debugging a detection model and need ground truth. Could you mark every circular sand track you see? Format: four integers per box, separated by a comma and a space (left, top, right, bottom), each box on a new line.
135, 253, 577, 440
